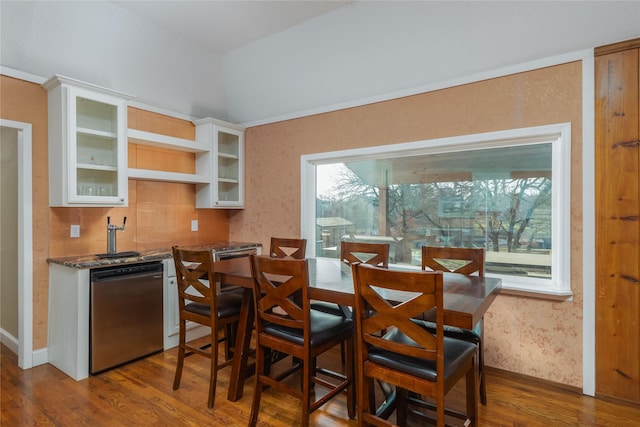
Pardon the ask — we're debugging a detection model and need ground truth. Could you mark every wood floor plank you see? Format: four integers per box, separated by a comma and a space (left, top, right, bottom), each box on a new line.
2, 342, 639, 426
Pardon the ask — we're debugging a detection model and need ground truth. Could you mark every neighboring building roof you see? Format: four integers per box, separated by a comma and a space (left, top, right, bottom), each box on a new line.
316, 217, 353, 227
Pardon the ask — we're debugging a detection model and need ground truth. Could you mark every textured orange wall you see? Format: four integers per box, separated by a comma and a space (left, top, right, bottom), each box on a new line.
232, 62, 584, 387
0, 77, 230, 350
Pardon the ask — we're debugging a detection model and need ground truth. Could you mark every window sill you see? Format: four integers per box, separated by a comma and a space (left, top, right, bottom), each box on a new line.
381, 263, 573, 300
498, 280, 573, 301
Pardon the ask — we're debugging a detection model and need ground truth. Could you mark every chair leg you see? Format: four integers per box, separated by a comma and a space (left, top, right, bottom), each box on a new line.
396, 387, 408, 427
224, 322, 236, 361
173, 320, 186, 390
249, 344, 266, 427
465, 357, 478, 427
345, 338, 355, 419
477, 320, 487, 405
309, 357, 317, 390
208, 332, 218, 408
479, 345, 487, 405
436, 384, 446, 427
367, 377, 377, 420
301, 351, 311, 427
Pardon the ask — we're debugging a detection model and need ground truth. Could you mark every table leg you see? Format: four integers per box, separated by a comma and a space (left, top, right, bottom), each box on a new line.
227, 287, 254, 401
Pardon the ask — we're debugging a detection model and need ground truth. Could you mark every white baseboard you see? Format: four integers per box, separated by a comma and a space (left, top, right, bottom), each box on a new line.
32, 347, 48, 367
3, 323, 208, 371
0, 328, 19, 354
0, 328, 48, 368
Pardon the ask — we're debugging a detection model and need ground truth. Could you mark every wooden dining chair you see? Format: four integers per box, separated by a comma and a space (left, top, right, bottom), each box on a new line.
351, 263, 478, 427
248, 255, 355, 427
422, 246, 484, 276
340, 240, 390, 267
313, 240, 390, 318
421, 245, 488, 405
270, 237, 307, 259
269, 237, 308, 367
312, 240, 391, 364
171, 246, 243, 408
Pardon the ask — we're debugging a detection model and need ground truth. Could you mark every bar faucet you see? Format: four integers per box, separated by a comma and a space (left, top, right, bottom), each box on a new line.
107, 216, 127, 255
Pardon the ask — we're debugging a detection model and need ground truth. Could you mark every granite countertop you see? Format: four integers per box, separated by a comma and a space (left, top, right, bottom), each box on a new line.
47, 241, 262, 269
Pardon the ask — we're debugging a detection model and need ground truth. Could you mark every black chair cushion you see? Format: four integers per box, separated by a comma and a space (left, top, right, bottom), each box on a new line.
417, 307, 482, 343
310, 301, 343, 316
367, 323, 477, 382
310, 301, 351, 318
420, 319, 482, 344
264, 310, 353, 347
185, 291, 243, 319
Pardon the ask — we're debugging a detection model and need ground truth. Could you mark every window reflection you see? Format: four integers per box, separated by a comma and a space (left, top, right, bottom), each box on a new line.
316, 143, 553, 278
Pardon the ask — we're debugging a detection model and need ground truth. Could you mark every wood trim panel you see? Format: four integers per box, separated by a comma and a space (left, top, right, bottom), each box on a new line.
594, 44, 640, 402
595, 38, 640, 57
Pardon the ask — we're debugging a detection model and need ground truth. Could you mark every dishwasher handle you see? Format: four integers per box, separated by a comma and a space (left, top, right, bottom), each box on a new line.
91, 262, 163, 282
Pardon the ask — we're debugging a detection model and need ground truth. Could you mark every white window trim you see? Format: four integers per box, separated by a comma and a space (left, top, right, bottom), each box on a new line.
301, 122, 572, 299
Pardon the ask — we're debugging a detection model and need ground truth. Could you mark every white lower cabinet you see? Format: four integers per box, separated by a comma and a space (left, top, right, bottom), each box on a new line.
47, 264, 91, 380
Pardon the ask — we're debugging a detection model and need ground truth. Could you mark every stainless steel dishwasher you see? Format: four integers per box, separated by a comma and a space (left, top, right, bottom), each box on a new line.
90, 262, 164, 374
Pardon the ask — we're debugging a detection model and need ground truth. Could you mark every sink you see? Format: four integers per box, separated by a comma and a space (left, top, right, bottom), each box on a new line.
96, 251, 140, 259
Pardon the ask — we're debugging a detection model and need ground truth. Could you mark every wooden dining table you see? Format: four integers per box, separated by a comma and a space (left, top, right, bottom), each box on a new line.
215, 256, 502, 402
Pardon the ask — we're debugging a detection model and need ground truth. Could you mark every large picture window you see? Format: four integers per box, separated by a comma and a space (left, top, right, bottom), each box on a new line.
301, 123, 572, 297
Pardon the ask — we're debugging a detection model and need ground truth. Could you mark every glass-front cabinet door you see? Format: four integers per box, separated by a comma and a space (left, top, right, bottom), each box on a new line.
194, 118, 245, 208
44, 75, 131, 206
215, 127, 244, 207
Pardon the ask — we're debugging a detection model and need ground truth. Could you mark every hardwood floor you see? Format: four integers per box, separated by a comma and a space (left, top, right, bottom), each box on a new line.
2, 341, 639, 426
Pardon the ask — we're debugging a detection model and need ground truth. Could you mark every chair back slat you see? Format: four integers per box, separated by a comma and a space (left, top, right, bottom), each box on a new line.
172, 247, 215, 308
270, 237, 307, 259
250, 255, 309, 332
422, 246, 485, 276
352, 264, 444, 363
341, 241, 390, 267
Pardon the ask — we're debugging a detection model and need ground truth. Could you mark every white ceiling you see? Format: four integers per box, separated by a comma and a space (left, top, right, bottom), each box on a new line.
110, 1, 353, 54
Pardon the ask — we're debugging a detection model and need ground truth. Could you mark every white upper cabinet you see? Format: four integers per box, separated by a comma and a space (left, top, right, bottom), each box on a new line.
44, 75, 132, 206
194, 118, 245, 208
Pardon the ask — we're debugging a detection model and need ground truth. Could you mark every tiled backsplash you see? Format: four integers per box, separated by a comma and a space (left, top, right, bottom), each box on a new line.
50, 180, 229, 257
